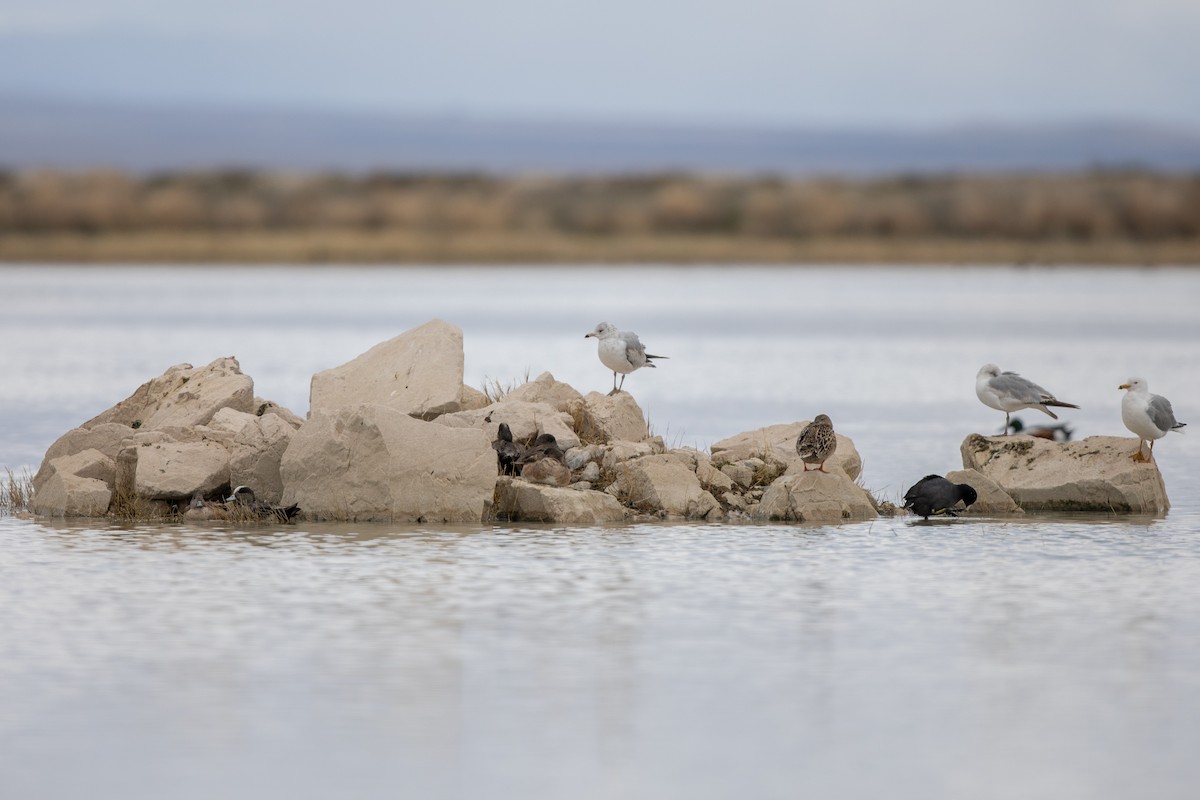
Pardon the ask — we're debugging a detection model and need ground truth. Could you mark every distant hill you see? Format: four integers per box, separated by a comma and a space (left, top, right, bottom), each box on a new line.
3, 95, 1200, 174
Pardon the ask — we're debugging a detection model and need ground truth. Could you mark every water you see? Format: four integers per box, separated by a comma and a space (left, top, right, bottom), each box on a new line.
2, 264, 1199, 799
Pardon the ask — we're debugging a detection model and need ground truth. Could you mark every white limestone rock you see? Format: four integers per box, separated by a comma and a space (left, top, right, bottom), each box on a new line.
84, 357, 255, 432
228, 413, 299, 504
711, 421, 862, 480
753, 471, 879, 523
943, 469, 1023, 516
124, 440, 232, 501
601, 438, 666, 472
31, 471, 113, 517
494, 477, 627, 524
309, 319, 465, 420
32, 423, 134, 493
569, 392, 650, 444
280, 404, 496, 522
504, 372, 584, 413
435, 401, 580, 451
960, 434, 1170, 514
607, 454, 723, 520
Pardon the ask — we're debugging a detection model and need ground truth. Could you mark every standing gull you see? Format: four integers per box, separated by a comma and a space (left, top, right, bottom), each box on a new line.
975, 364, 1079, 433
1119, 378, 1186, 462
585, 322, 668, 395
795, 414, 837, 472
903, 475, 979, 520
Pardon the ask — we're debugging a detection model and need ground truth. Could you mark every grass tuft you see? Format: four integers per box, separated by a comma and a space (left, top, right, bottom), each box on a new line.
480, 368, 531, 405
1, 467, 34, 516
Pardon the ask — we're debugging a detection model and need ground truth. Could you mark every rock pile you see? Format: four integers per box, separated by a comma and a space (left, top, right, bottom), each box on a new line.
29, 319, 879, 524
28, 319, 1173, 524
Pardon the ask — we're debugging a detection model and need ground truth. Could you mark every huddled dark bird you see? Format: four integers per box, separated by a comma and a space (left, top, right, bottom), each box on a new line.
1005, 417, 1074, 442
795, 414, 837, 472
226, 485, 301, 522
516, 433, 567, 469
903, 475, 979, 520
491, 422, 524, 475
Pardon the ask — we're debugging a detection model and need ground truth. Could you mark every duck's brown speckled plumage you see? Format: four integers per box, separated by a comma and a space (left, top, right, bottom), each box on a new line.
796, 414, 837, 472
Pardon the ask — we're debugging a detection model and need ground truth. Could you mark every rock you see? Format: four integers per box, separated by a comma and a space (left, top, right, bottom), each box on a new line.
228, 413, 298, 504
31, 472, 113, 517
504, 372, 584, 413
32, 423, 134, 492
252, 399, 305, 428
607, 455, 723, 519
752, 471, 879, 523
459, 384, 491, 412
520, 458, 573, 487
494, 477, 627, 524
565, 444, 605, 470
84, 357, 255, 432
577, 462, 601, 483
601, 438, 666, 471
960, 434, 1170, 514
720, 462, 757, 490
280, 404, 495, 522
206, 407, 257, 435
710, 422, 862, 480
569, 392, 649, 444
121, 440, 232, 501
309, 319, 465, 420
30, 448, 118, 517
944, 469, 1023, 516
41, 448, 116, 489
435, 401, 581, 451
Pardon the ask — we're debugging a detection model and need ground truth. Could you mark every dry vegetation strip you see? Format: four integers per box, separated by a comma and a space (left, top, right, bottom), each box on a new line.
1, 170, 1198, 264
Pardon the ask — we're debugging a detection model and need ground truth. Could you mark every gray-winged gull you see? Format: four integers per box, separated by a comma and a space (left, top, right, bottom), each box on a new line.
585, 322, 668, 395
976, 364, 1079, 433
1119, 377, 1186, 462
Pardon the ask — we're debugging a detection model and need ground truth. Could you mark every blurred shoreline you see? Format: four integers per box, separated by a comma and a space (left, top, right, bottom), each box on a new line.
2, 170, 1197, 265
3, 231, 1199, 265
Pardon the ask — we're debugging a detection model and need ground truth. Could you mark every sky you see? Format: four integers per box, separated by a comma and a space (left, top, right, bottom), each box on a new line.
2, 0, 1199, 128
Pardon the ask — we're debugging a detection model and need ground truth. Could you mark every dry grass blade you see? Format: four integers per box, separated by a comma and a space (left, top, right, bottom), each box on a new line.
1, 467, 34, 516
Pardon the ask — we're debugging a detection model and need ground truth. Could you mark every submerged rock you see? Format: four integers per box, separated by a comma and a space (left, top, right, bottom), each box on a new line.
960, 434, 1169, 514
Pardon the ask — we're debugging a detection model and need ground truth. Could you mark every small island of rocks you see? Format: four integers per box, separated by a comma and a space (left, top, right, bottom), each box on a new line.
29, 319, 1171, 524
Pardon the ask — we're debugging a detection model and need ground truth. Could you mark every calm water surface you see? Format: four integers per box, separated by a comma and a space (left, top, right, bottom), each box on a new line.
1, 265, 1199, 799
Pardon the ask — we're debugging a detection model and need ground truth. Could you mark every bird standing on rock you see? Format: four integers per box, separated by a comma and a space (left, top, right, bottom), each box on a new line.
1119, 378, 1186, 462
585, 322, 668, 395
976, 363, 1079, 433
795, 414, 837, 472
903, 475, 979, 519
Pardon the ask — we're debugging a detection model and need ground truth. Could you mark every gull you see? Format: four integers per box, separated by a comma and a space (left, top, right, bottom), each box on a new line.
1119, 378, 1186, 462
795, 414, 837, 472
903, 475, 979, 520
585, 322, 668, 395
976, 364, 1079, 434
